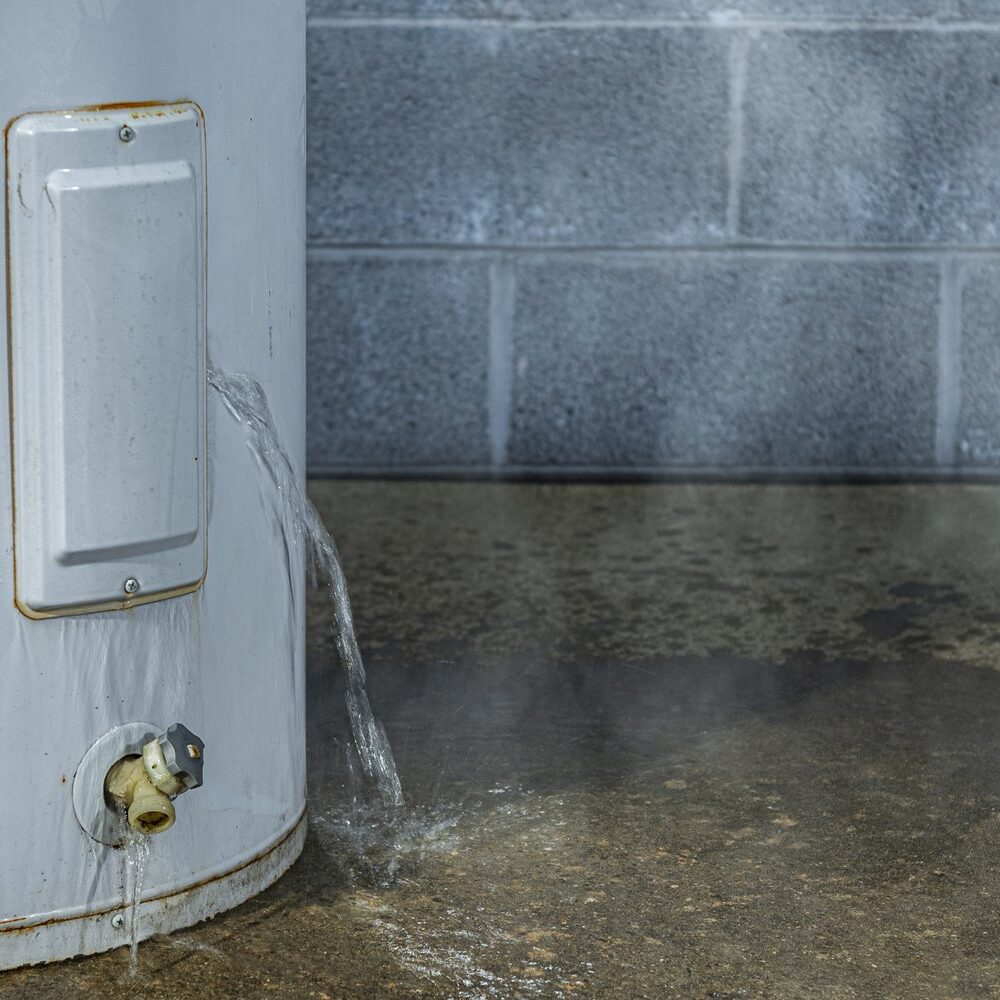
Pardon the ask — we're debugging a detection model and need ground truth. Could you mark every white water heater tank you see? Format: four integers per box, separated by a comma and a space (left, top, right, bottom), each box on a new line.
0, 0, 307, 968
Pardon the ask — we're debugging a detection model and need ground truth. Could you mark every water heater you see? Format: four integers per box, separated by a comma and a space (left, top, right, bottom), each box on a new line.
0, 0, 307, 967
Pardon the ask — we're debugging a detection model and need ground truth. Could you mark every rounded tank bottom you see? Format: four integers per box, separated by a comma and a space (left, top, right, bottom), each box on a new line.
0, 808, 307, 970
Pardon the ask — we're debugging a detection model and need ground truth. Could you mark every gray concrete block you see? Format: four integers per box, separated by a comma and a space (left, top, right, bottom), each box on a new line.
309, 0, 515, 15
507, 256, 939, 469
309, 0, 969, 20
958, 1, 1000, 17
741, 31, 1000, 244
307, 27, 498, 245
957, 260, 1000, 466
307, 26, 729, 245
306, 255, 491, 469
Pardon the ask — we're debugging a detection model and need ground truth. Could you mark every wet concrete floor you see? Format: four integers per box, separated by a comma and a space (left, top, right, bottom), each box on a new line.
7, 481, 1000, 998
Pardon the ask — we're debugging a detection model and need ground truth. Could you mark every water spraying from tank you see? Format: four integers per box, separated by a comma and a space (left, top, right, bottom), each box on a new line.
208, 363, 404, 809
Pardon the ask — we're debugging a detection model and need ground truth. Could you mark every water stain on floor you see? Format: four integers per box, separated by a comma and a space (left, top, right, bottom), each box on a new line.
6, 482, 1000, 998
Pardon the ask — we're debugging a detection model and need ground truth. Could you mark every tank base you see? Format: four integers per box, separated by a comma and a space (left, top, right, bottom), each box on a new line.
0, 809, 307, 970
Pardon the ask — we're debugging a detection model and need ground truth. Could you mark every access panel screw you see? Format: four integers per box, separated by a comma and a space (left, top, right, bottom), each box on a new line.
118, 124, 136, 143
123, 577, 140, 595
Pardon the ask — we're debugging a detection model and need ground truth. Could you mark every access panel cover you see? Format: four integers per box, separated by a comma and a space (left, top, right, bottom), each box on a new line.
6, 103, 207, 617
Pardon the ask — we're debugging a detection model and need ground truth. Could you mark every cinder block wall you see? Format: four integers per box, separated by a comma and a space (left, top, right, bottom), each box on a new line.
306, 2, 1000, 478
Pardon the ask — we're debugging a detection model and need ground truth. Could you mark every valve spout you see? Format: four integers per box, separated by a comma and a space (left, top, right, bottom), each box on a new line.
104, 723, 205, 836
105, 757, 175, 835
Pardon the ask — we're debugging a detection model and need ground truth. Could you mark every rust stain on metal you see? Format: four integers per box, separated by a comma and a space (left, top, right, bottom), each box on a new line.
78, 99, 176, 113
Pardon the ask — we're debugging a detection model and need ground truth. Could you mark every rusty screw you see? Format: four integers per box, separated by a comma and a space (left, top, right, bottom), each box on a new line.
118, 124, 136, 143
123, 577, 140, 595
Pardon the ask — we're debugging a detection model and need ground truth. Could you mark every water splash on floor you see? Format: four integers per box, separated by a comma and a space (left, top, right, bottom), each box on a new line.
208, 363, 403, 809
311, 798, 463, 889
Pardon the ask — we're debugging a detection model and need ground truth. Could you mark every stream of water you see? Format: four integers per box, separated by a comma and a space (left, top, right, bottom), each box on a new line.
208, 362, 404, 808
119, 808, 152, 978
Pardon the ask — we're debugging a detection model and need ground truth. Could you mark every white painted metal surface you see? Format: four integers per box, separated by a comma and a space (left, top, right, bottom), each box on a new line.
8, 105, 207, 617
0, 0, 306, 969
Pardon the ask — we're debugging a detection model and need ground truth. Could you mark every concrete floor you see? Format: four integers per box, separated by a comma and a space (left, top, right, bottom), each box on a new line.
6, 481, 1000, 998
